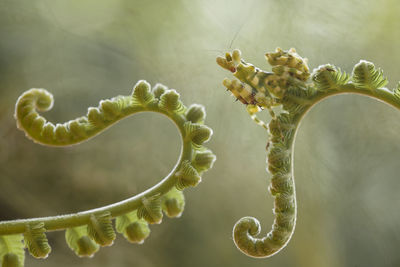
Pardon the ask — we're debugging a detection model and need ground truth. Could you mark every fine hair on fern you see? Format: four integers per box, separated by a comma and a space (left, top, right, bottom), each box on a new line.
217, 47, 400, 258
3, 47, 399, 266
0, 80, 216, 267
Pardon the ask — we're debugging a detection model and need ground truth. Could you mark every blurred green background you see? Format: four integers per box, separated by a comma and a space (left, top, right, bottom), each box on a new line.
1, 0, 400, 266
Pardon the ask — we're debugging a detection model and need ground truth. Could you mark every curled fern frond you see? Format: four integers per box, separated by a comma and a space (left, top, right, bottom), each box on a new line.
87, 107, 107, 128
115, 212, 150, 244
137, 195, 163, 224
131, 80, 155, 106
4, 80, 215, 266
217, 47, 400, 259
192, 150, 216, 173
281, 85, 313, 114
159, 89, 186, 114
233, 217, 280, 257
311, 64, 350, 91
23, 223, 51, 259
152, 83, 168, 99
184, 122, 212, 147
87, 212, 116, 247
99, 99, 122, 121
185, 104, 206, 123
0, 235, 24, 267
268, 172, 293, 197
268, 114, 295, 145
2, 78, 216, 267
267, 143, 291, 174
124, 223, 150, 244
352, 60, 388, 90
175, 160, 201, 190
65, 226, 99, 257
162, 188, 185, 218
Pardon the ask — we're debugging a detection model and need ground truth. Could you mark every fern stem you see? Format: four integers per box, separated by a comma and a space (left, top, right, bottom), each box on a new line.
232, 85, 400, 258
0, 112, 191, 235
219, 48, 400, 258
0, 81, 216, 239
310, 84, 400, 112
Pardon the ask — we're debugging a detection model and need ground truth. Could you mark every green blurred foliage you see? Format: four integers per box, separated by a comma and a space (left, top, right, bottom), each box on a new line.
1, 0, 400, 266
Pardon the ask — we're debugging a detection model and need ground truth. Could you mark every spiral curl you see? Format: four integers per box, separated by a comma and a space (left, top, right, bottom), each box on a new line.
1, 80, 216, 266
218, 47, 400, 258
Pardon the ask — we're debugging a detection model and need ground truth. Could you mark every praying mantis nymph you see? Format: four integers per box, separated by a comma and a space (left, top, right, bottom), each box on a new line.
217, 47, 311, 257
217, 47, 310, 130
217, 47, 400, 258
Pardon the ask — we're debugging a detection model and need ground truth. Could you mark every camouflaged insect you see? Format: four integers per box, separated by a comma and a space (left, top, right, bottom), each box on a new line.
217, 48, 309, 257
218, 47, 400, 259
217, 48, 310, 126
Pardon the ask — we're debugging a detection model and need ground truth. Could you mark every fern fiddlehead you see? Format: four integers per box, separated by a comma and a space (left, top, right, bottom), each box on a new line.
217, 48, 400, 258
0, 80, 216, 266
